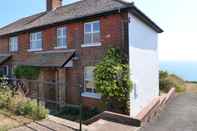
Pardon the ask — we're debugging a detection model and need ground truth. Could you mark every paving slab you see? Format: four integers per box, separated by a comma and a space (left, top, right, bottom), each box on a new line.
10, 117, 78, 131
88, 119, 139, 131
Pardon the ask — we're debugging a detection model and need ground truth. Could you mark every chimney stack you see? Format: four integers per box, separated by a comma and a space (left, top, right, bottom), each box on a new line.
47, 0, 62, 11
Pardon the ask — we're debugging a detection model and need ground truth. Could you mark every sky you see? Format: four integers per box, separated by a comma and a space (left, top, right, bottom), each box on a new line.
0, 0, 197, 61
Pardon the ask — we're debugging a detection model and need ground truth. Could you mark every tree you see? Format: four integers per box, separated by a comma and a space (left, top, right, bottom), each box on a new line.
94, 48, 132, 114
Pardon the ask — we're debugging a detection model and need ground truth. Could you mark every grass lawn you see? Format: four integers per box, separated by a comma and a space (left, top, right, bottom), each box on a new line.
0, 109, 32, 131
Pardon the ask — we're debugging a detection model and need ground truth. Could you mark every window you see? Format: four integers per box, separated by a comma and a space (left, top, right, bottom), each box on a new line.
0, 66, 9, 76
56, 27, 67, 48
84, 66, 96, 93
9, 36, 18, 52
29, 32, 42, 51
82, 66, 101, 99
83, 21, 101, 47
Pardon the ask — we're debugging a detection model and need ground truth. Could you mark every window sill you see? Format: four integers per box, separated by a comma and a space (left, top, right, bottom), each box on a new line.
81, 92, 101, 99
28, 48, 42, 52
81, 43, 101, 48
9, 50, 18, 53
54, 46, 67, 49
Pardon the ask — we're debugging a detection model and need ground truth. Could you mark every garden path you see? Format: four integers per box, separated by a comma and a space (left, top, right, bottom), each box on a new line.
140, 93, 197, 131
10, 115, 87, 131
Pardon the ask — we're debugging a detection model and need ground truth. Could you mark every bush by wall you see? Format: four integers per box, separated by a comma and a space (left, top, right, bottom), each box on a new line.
14, 65, 40, 80
0, 84, 48, 120
94, 48, 132, 114
0, 88, 12, 109
159, 70, 185, 93
16, 100, 48, 120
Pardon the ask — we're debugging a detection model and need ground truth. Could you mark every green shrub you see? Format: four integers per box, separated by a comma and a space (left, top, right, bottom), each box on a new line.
16, 100, 48, 120
0, 89, 12, 109
0, 79, 48, 120
159, 70, 186, 93
14, 65, 40, 80
175, 85, 186, 92
7, 96, 21, 112
35, 105, 49, 120
94, 48, 132, 114
16, 100, 34, 115
159, 77, 174, 92
0, 125, 11, 131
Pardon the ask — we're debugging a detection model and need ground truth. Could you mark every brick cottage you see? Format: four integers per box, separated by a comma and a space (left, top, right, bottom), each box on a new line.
0, 0, 163, 116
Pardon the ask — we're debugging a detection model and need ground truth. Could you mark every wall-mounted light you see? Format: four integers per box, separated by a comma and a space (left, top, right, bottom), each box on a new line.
73, 52, 80, 61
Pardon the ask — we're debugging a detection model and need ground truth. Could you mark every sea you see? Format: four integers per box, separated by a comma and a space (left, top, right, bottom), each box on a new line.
160, 61, 197, 81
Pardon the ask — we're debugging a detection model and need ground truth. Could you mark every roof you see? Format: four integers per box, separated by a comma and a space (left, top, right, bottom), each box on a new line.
16, 51, 75, 67
0, 0, 163, 36
0, 54, 11, 65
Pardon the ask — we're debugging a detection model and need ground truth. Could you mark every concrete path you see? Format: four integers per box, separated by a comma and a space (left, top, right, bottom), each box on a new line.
141, 93, 197, 131
10, 119, 77, 131
10, 115, 88, 131
88, 119, 139, 131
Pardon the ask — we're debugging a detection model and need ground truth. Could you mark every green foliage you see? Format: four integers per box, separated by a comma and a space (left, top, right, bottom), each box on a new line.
0, 126, 11, 131
0, 89, 12, 109
159, 70, 185, 93
159, 71, 174, 92
0, 78, 12, 90
94, 48, 132, 114
0, 85, 48, 120
14, 65, 40, 80
16, 100, 48, 120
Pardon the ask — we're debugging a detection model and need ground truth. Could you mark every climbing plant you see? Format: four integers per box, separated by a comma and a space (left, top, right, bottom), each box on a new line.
14, 65, 40, 80
94, 48, 132, 114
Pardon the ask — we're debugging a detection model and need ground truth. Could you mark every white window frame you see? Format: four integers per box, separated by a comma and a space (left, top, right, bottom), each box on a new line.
82, 21, 101, 47
5, 66, 9, 76
28, 32, 42, 52
81, 66, 101, 99
55, 27, 67, 49
9, 36, 18, 52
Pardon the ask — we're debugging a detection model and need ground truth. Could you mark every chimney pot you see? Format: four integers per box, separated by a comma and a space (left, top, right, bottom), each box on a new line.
47, 0, 62, 11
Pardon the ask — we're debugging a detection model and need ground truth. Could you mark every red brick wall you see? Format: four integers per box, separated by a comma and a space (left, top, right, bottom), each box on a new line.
0, 12, 129, 108
82, 97, 101, 109
43, 27, 56, 50
0, 37, 9, 53
17, 33, 29, 60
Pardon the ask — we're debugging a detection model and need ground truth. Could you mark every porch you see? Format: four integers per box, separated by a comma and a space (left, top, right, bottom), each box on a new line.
0, 50, 78, 110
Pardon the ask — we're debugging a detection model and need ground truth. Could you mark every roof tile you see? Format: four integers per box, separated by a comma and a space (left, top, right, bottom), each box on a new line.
0, 0, 130, 36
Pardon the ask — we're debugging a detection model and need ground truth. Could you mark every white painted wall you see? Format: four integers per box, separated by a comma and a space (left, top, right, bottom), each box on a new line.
128, 13, 159, 117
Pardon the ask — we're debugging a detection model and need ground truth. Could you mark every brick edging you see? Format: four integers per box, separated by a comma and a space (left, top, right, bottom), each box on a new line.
135, 88, 176, 126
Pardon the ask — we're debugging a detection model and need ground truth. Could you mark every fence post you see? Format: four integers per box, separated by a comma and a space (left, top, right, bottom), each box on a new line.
36, 81, 40, 121
79, 103, 82, 131
56, 82, 59, 114
79, 85, 83, 131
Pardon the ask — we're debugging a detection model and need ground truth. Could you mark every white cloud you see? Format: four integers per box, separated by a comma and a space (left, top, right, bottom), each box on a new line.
159, 32, 197, 61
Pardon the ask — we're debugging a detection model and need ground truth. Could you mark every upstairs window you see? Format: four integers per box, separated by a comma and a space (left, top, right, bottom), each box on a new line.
29, 32, 42, 51
56, 27, 67, 48
83, 21, 101, 47
9, 36, 18, 52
